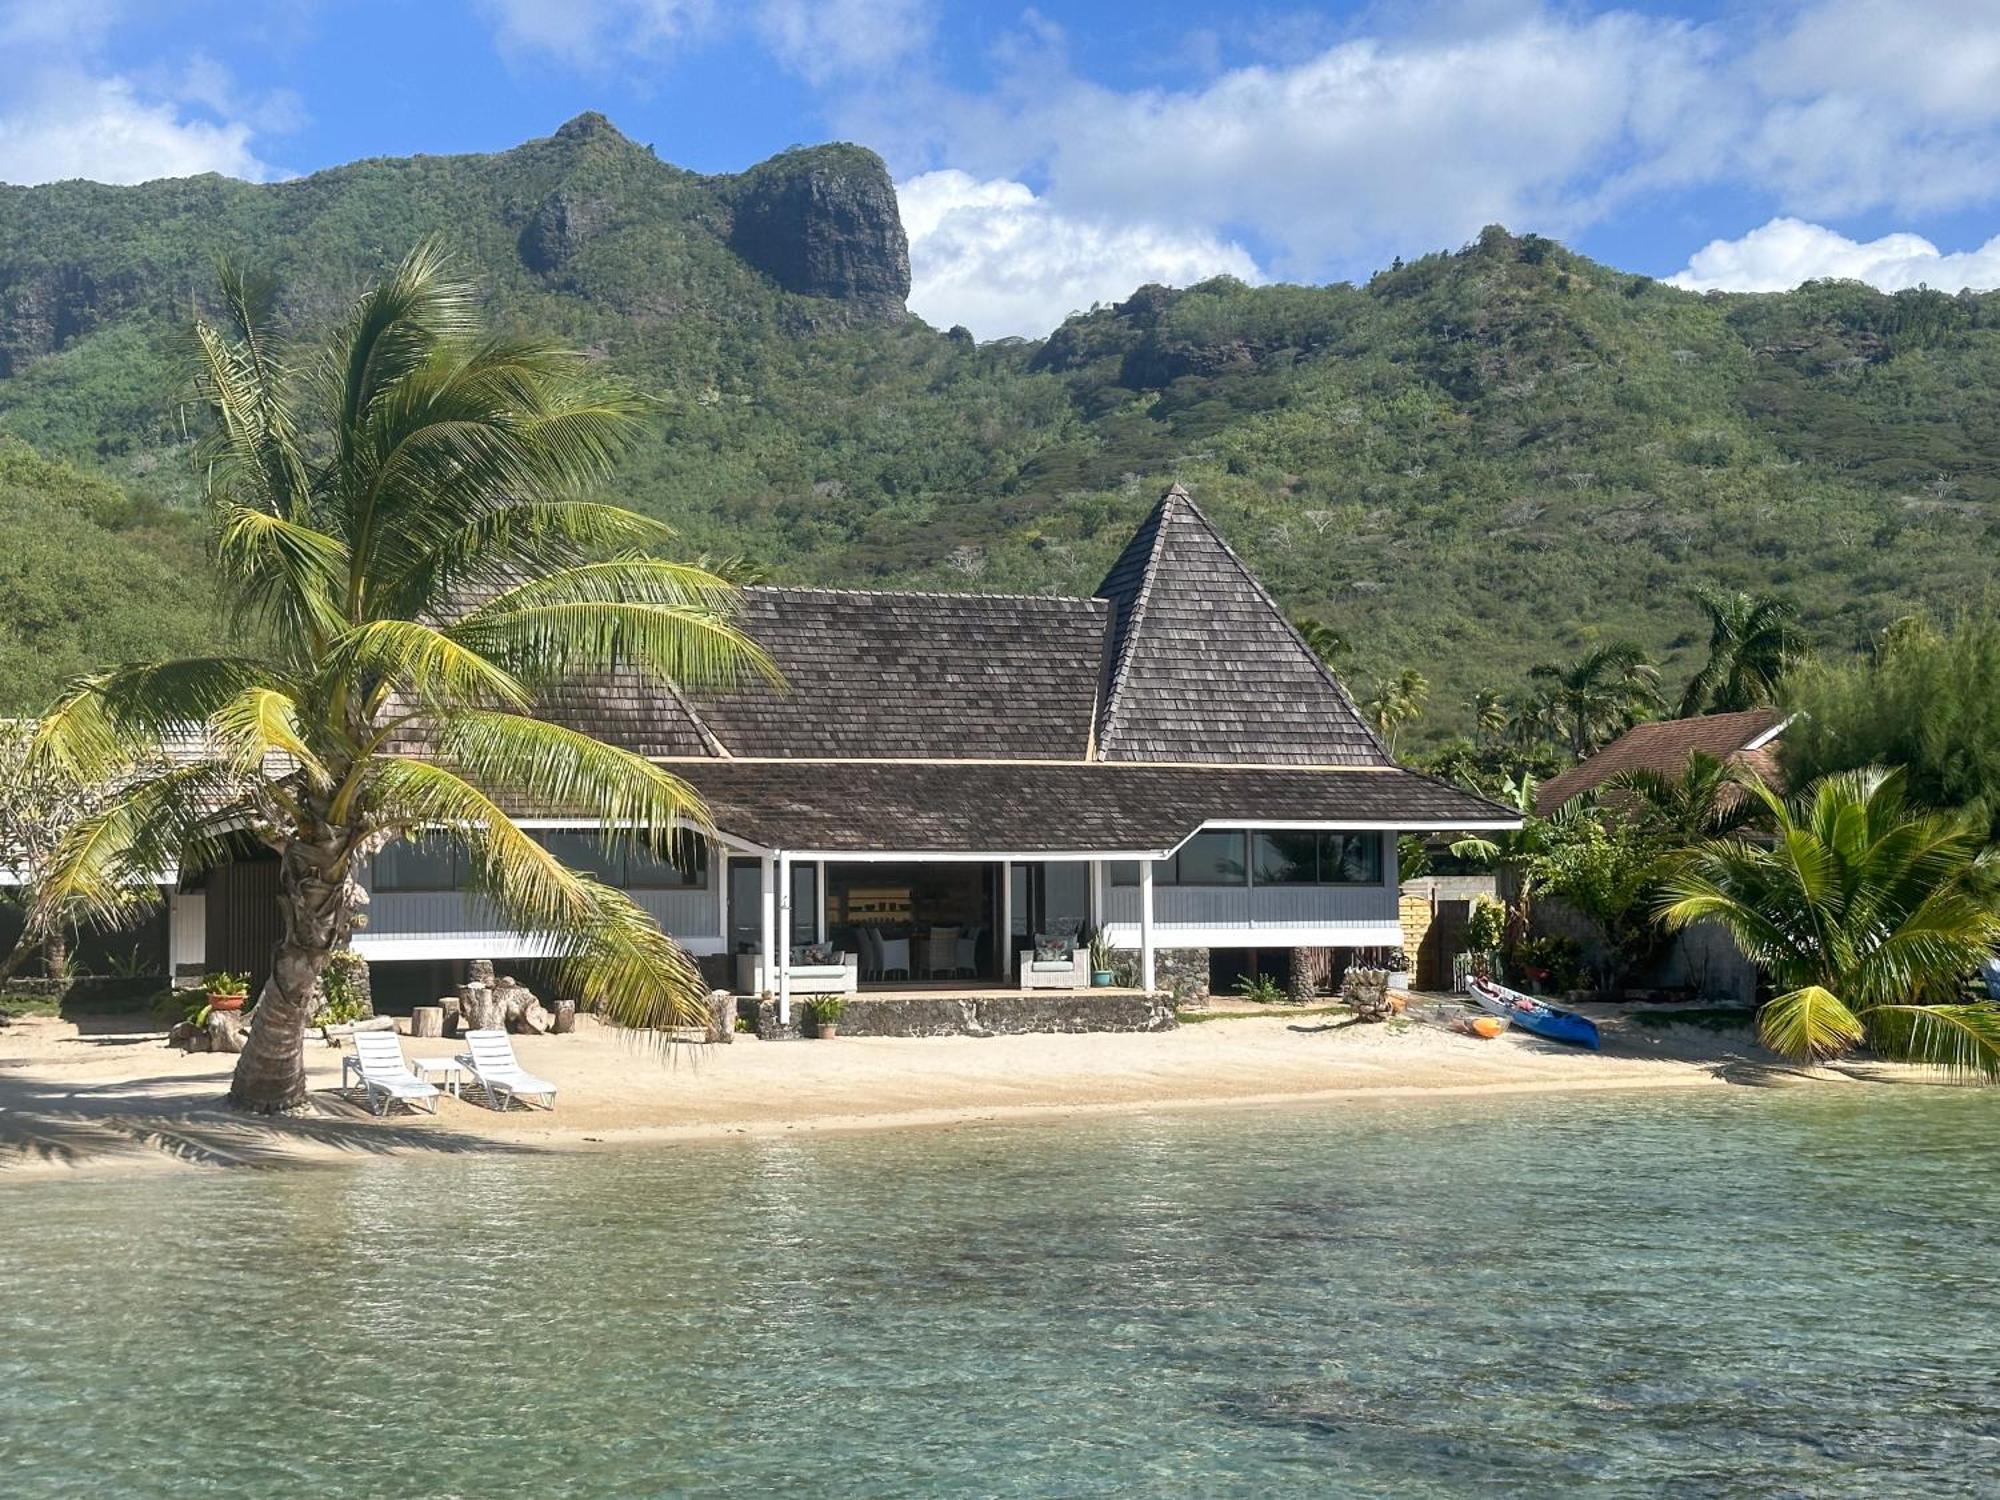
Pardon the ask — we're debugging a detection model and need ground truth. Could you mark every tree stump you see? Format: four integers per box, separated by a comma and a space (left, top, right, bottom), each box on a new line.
515, 997, 553, 1035
460, 982, 506, 1033
552, 999, 577, 1035
206, 1008, 247, 1054
468, 958, 495, 987
438, 996, 462, 1035
410, 1005, 444, 1039
706, 988, 735, 1043
1342, 968, 1394, 1024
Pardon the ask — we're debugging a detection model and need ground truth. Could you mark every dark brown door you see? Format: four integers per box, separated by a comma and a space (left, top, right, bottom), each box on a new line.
205, 856, 284, 997
1418, 899, 1471, 990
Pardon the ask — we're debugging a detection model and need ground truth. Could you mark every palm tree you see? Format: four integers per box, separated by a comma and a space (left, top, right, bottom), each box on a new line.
29, 244, 771, 1113
1364, 667, 1428, 752
1525, 642, 1660, 759
1679, 586, 1800, 716
1603, 750, 1758, 845
1467, 688, 1509, 745
1659, 768, 2000, 1076
1291, 615, 1350, 667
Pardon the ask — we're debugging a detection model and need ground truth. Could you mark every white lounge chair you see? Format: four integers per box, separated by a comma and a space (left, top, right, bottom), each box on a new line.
456, 1029, 557, 1111
344, 1031, 441, 1116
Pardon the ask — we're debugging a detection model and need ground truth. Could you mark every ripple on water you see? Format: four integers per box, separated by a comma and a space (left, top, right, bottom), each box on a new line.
1, 1087, 1997, 1497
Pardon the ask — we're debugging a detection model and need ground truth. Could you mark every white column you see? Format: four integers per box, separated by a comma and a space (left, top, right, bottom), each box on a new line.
999, 859, 1013, 980
815, 860, 827, 943
1139, 862, 1156, 993
758, 854, 776, 998
776, 851, 793, 1026
715, 845, 730, 952
1087, 859, 1102, 930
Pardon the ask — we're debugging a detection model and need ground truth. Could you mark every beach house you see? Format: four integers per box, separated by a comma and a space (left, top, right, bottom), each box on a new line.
173, 486, 1514, 1021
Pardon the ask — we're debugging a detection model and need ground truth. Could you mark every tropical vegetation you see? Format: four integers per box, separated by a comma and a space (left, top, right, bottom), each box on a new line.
4, 122, 2000, 729
26, 243, 769, 1112
1659, 769, 2000, 1076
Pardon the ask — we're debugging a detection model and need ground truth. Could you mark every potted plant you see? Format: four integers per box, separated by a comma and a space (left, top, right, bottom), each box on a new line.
1088, 930, 1115, 987
1382, 949, 1413, 992
202, 971, 250, 1013
805, 995, 845, 1039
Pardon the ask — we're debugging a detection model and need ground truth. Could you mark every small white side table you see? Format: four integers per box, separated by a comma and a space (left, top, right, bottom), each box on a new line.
409, 1057, 466, 1099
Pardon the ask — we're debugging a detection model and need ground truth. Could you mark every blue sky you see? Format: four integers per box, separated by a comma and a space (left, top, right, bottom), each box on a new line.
4, 0, 2000, 336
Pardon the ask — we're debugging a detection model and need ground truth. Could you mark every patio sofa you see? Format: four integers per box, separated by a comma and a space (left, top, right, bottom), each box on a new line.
735, 948, 860, 998
1016, 940, 1090, 990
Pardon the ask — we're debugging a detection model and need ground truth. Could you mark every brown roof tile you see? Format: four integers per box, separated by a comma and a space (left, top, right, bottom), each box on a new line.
1536, 709, 1787, 815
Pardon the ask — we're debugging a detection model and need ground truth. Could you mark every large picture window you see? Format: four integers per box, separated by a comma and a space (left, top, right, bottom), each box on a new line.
536, 829, 710, 890
1110, 830, 1386, 888
371, 836, 464, 891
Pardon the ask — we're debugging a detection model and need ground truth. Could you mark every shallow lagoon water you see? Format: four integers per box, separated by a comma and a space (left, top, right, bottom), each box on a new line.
2, 1087, 1997, 1497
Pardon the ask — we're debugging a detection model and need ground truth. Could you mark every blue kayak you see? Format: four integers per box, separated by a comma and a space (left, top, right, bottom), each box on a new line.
1468, 978, 1601, 1050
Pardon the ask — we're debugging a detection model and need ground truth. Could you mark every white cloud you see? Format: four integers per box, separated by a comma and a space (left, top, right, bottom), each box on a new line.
0, 4, 284, 186
898, 168, 1262, 340
1668, 217, 2000, 295
0, 74, 271, 185
477, 0, 716, 69
755, 0, 931, 84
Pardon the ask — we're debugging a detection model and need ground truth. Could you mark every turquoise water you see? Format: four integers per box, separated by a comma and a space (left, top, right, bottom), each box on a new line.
2, 1088, 1997, 1497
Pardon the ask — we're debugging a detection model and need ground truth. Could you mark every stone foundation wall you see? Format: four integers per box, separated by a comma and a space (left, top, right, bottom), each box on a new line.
1153, 948, 1210, 1006
747, 991, 1175, 1040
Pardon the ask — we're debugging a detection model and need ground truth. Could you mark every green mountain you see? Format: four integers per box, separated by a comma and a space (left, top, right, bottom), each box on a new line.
2, 113, 1997, 737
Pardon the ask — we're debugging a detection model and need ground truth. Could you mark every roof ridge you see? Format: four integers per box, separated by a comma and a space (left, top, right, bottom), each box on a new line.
1094, 491, 1176, 753
1151, 489, 1394, 765
745, 583, 1103, 607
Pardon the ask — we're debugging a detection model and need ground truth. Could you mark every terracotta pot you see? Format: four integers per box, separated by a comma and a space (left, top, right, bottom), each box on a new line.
207, 993, 246, 1013
817, 1023, 838, 1040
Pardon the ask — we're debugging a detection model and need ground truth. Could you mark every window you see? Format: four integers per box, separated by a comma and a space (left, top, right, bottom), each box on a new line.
1110, 831, 1384, 887
536, 830, 624, 885
1320, 832, 1384, 884
1172, 830, 1247, 886
371, 836, 463, 891
1253, 832, 1319, 885
533, 829, 711, 890
627, 834, 708, 890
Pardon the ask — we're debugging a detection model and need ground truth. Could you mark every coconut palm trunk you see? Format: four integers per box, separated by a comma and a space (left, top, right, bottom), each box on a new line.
228, 841, 349, 1111
29, 243, 773, 1114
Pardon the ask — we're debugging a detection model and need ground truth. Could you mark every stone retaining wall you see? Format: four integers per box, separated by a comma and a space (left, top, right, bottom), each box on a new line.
746, 991, 1176, 1040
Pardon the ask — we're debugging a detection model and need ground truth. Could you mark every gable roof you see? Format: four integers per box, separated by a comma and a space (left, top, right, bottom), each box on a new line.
1536, 708, 1787, 815
1092, 485, 1388, 766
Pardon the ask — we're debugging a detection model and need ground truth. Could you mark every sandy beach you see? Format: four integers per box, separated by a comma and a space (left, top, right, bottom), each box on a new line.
0, 1002, 1900, 1178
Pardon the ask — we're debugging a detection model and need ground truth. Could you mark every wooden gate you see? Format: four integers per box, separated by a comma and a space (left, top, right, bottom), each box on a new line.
1417, 899, 1470, 990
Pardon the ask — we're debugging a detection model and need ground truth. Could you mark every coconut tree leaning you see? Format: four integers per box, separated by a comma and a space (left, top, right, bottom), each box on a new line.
1658, 768, 2000, 1076
29, 242, 772, 1113
1678, 586, 1801, 717
1523, 642, 1661, 759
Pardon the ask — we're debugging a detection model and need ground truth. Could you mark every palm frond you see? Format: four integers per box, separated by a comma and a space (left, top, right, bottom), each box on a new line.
1864, 1004, 2000, 1080
1758, 984, 1865, 1061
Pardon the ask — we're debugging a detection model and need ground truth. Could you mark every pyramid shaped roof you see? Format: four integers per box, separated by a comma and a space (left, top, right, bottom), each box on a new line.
1093, 485, 1390, 766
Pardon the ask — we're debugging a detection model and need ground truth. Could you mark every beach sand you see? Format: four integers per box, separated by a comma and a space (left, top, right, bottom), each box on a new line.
0, 1002, 1884, 1178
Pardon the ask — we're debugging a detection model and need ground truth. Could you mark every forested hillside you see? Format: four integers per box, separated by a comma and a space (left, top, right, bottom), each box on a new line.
2, 113, 1996, 734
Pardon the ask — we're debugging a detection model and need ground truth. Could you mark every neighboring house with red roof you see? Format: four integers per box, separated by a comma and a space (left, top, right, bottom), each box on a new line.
1535, 709, 1788, 817
1531, 708, 1788, 1003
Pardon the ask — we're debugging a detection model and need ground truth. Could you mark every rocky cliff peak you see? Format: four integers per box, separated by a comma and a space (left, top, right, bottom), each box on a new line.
724, 145, 909, 320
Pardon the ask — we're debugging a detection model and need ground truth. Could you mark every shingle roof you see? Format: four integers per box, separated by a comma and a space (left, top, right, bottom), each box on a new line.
1093, 486, 1389, 766
663, 759, 1515, 854
1536, 709, 1787, 815
686, 588, 1107, 760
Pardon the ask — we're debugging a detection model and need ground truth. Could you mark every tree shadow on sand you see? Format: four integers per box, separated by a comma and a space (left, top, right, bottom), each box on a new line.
0, 1069, 545, 1173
